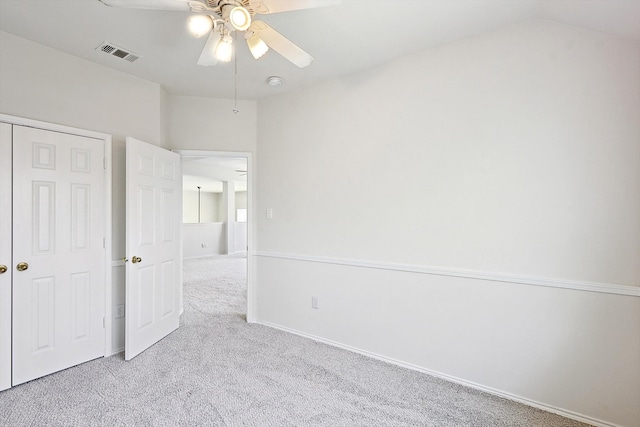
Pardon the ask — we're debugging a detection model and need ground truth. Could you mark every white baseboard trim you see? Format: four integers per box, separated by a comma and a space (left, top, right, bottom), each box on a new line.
256, 252, 639, 297
256, 320, 620, 427
108, 346, 124, 357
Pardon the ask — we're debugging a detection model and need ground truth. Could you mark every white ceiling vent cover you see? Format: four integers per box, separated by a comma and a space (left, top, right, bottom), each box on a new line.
96, 42, 141, 63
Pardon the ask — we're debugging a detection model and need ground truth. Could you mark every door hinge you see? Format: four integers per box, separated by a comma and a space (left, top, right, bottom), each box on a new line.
103, 237, 106, 249
103, 158, 107, 169
103, 317, 106, 328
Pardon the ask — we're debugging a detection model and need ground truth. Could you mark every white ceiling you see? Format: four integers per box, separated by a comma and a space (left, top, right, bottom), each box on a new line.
0, 1, 639, 100
182, 156, 247, 193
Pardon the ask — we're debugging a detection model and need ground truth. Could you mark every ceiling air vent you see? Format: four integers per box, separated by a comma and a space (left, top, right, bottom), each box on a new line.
96, 42, 141, 63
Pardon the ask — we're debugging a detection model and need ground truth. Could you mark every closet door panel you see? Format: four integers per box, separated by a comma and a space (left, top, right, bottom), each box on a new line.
12, 125, 106, 386
0, 123, 11, 392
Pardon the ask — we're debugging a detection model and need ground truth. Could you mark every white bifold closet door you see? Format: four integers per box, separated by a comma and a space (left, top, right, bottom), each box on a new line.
0, 123, 12, 391
125, 137, 182, 361
10, 125, 106, 386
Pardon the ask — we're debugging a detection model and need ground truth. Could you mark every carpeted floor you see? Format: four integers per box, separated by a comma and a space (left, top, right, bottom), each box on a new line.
0, 254, 589, 426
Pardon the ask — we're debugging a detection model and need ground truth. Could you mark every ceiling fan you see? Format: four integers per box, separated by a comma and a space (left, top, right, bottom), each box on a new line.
98, 0, 341, 68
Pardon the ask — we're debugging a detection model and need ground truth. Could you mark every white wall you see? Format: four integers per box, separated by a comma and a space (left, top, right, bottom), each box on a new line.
0, 32, 165, 148
236, 191, 248, 210
183, 190, 222, 223
235, 191, 248, 251
166, 95, 257, 153
183, 191, 247, 224
235, 222, 247, 252
256, 20, 640, 427
183, 189, 249, 256
183, 223, 225, 258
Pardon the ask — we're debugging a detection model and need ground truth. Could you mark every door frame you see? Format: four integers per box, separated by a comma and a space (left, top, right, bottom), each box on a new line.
174, 150, 256, 323
0, 114, 113, 359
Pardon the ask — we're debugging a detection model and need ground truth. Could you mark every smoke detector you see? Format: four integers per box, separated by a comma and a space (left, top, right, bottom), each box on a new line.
267, 76, 283, 87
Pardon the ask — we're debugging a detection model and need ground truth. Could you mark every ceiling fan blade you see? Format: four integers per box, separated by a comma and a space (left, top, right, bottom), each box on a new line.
249, 0, 341, 14
98, 0, 191, 12
98, 0, 192, 11
249, 21, 313, 68
197, 31, 220, 66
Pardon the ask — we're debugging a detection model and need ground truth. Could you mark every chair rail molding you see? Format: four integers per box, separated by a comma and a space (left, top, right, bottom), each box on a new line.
256, 251, 639, 297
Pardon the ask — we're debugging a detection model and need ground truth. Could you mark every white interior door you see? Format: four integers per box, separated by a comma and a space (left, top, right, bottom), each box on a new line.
0, 123, 12, 391
12, 125, 106, 386
125, 137, 182, 360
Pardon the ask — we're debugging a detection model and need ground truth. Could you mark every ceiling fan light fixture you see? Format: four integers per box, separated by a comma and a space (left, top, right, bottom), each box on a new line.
247, 33, 268, 59
224, 5, 251, 31
188, 15, 214, 38
214, 34, 234, 63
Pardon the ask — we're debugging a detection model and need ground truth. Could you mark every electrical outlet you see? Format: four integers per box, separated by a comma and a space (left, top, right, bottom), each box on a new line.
115, 304, 125, 318
266, 208, 273, 219
311, 296, 319, 309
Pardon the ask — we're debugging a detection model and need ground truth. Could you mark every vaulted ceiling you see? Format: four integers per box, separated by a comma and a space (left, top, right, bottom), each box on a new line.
1, 0, 639, 100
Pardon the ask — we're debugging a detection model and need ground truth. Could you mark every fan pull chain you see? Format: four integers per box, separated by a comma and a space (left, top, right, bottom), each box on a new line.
233, 31, 239, 114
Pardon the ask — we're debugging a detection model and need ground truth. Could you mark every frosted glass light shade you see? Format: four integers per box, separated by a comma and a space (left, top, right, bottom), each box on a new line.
214, 35, 233, 62
188, 15, 213, 38
247, 34, 268, 59
227, 6, 251, 31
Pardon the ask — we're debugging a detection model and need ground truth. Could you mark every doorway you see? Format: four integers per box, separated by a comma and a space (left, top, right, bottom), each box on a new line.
175, 150, 255, 323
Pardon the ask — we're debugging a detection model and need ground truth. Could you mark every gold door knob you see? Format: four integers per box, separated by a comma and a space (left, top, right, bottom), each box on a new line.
0, 265, 7, 274
16, 262, 29, 271
131, 256, 142, 264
